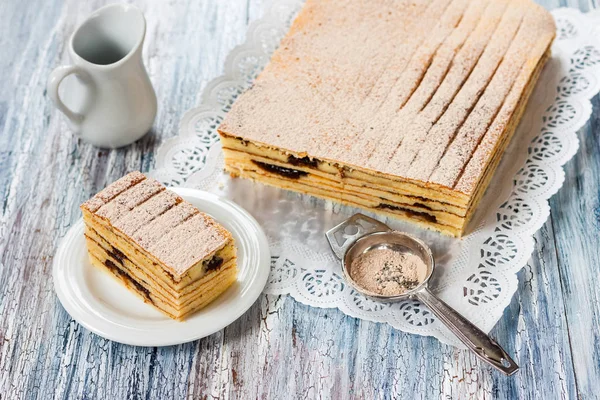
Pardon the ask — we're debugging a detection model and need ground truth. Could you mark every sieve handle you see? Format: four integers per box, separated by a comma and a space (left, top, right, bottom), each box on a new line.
415, 287, 519, 376
325, 213, 391, 260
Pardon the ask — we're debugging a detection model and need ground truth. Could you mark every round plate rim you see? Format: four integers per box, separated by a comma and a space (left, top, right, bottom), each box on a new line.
52, 188, 270, 347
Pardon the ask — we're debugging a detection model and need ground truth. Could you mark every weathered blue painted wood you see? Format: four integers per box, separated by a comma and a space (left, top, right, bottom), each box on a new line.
0, 0, 598, 399
549, 94, 600, 399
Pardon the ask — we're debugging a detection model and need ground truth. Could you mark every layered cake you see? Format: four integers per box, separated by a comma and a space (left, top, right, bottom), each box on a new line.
81, 172, 237, 320
218, 0, 556, 236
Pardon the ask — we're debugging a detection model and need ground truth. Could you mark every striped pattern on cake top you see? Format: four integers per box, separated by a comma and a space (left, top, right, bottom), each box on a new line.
217, 0, 555, 236
218, 0, 555, 194
81, 171, 231, 277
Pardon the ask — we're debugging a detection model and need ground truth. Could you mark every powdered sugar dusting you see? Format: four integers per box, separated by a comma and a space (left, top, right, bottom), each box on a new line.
219, 0, 555, 200
350, 248, 428, 296
84, 172, 233, 278
365, 0, 491, 169
455, 16, 555, 194
400, 1, 530, 181
81, 171, 145, 212
428, 5, 556, 188
148, 212, 230, 275
95, 178, 165, 221
113, 190, 182, 236
133, 202, 199, 250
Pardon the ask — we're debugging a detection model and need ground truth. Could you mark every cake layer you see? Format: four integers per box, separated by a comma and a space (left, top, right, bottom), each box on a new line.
85, 226, 236, 300
222, 147, 468, 217
86, 235, 237, 309
224, 157, 464, 228
84, 217, 235, 293
217, 0, 555, 236
220, 135, 470, 207
225, 164, 460, 236
89, 254, 237, 320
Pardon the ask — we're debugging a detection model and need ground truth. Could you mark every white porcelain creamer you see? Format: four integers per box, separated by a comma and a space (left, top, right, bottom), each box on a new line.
48, 4, 157, 148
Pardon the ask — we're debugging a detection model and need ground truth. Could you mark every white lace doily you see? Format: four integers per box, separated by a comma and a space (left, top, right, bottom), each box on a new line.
152, 3, 600, 347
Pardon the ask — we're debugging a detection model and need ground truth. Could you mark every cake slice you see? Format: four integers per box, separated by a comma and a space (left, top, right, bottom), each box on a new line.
80, 172, 237, 320
217, 0, 556, 237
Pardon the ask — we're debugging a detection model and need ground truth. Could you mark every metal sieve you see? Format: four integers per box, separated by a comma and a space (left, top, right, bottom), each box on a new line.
326, 213, 519, 375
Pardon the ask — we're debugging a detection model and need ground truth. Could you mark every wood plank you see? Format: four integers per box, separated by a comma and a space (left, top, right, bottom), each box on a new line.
549, 94, 600, 399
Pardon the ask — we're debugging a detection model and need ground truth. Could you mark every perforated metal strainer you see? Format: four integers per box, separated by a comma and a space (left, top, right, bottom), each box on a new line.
326, 213, 519, 376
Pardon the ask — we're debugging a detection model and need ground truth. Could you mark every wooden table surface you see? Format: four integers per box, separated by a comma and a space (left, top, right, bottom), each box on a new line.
1, 0, 599, 398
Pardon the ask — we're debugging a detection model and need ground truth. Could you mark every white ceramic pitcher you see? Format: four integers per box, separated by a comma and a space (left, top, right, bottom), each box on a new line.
48, 4, 157, 148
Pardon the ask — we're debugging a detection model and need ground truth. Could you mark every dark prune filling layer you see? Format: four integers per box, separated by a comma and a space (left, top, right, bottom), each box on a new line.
252, 160, 308, 179
203, 256, 224, 272
287, 155, 320, 168
377, 203, 438, 224
249, 160, 447, 224
104, 259, 153, 303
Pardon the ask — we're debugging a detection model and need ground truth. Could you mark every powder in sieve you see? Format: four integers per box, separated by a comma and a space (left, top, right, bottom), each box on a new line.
349, 248, 428, 296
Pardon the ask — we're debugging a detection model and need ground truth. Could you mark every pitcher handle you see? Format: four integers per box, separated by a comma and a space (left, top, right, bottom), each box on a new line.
47, 65, 89, 127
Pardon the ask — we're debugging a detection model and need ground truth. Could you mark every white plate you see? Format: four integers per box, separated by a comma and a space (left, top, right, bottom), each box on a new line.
53, 188, 270, 346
